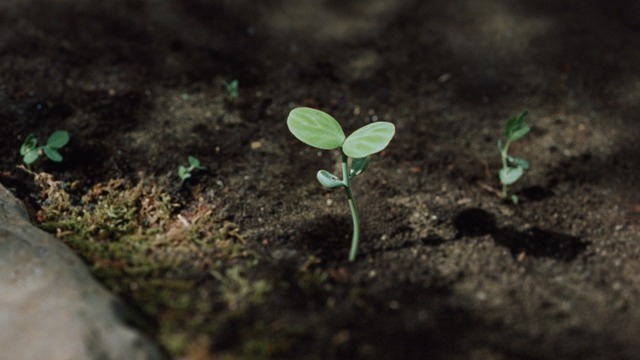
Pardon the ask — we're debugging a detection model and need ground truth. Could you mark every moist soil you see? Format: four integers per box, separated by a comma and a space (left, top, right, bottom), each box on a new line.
2, 1, 640, 359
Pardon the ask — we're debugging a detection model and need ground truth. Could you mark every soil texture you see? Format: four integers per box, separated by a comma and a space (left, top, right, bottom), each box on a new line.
1, 0, 640, 359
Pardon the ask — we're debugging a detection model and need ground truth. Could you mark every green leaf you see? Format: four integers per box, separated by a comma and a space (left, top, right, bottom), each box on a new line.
287, 107, 345, 150
508, 123, 530, 142
504, 111, 529, 142
499, 166, 523, 185
349, 156, 370, 179
43, 147, 63, 162
342, 122, 395, 158
20, 134, 38, 156
511, 195, 519, 205
23, 149, 40, 165
317, 170, 344, 189
509, 156, 529, 170
46, 130, 70, 149
178, 166, 191, 181
188, 155, 205, 169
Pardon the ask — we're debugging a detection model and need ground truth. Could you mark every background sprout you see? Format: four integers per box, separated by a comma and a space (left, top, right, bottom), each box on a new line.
287, 107, 395, 261
223, 80, 239, 101
20, 130, 70, 169
498, 110, 530, 204
178, 156, 205, 184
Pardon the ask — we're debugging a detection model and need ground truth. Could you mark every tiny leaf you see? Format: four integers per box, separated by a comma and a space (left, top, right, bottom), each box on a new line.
342, 122, 395, 158
287, 107, 345, 150
178, 166, 191, 181
504, 116, 520, 138
47, 130, 70, 149
504, 111, 529, 141
23, 149, 40, 165
349, 156, 370, 179
21, 134, 38, 155
511, 195, 519, 204
509, 156, 529, 170
43, 147, 63, 162
317, 170, 344, 189
188, 156, 200, 167
508, 123, 530, 142
499, 166, 523, 185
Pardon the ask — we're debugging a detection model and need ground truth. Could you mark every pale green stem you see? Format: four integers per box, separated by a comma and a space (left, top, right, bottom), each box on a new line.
500, 139, 512, 199
341, 152, 360, 262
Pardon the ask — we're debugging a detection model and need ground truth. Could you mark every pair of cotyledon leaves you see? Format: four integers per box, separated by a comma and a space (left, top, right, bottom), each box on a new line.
287, 107, 395, 159
21, 130, 70, 165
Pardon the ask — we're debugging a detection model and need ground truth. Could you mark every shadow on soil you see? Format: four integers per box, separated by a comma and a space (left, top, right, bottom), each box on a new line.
453, 208, 588, 261
296, 215, 353, 261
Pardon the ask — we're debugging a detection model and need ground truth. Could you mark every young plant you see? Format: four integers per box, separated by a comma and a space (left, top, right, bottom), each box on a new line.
223, 80, 239, 101
178, 156, 205, 184
20, 130, 70, 169
287, 107, 395, 261
498, 110, 530, 204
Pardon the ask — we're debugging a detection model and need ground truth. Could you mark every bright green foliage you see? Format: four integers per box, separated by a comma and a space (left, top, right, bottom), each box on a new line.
287, 107, 395, 261
178, 156, 205, 183
498, 110, 530, 203
20, 130, 70, 168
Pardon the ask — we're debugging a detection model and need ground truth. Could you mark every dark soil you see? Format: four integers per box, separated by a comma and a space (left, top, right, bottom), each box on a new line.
2, 0, 640, 359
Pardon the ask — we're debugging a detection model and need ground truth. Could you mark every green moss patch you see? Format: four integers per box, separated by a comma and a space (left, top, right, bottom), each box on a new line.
33, 173, 273, 357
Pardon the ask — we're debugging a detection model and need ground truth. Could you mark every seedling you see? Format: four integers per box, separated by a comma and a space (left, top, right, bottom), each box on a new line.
223, 80, 239, 101
287, 107, 395, 261
20, 130, 70, 169
178, 156, 205, 183
498, 110, 530, 204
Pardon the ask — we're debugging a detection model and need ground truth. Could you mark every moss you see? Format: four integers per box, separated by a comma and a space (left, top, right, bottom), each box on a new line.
33, 173, 272, 357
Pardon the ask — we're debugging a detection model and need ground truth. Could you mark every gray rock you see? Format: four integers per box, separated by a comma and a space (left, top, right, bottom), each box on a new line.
0, 183, 165, 360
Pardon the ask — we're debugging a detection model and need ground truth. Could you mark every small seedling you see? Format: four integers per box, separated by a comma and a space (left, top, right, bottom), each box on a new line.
20, 130, 70, 169
498, 110, 530, 204
223, 80, 239, 101
287, 107, 395, 261
178, 156, 205, 183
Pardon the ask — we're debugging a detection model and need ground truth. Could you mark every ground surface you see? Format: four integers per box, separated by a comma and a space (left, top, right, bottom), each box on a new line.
1, 0, 640, 359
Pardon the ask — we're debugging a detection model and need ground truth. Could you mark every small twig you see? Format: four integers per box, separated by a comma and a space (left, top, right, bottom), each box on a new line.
478, 182, 502, 196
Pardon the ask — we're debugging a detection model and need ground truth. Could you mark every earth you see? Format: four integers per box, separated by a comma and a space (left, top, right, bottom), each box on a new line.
1, 0, 640, 359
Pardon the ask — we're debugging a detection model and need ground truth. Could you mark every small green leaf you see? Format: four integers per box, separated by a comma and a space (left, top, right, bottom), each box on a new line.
509, 156, 529, 170
178, 166, 191, 180
499, 166, 523, 185
43, 147, 63, 162
225, 80, 239, 99
508, 123, 530, 142
23, 149, 40, 165
188, 156, 201, 167
511, 195, 519, 204
504, 116, 520, 138
46, 130, 70, 149
317, 170, 344, 189
342, 122, 395, 158
21, 134, 38, 156
287, 107, 346, 150
504, 111, 529, 142
349, 156, 370, 179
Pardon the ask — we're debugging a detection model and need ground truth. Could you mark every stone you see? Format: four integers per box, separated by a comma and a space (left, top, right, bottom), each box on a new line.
0, 183, 165, 360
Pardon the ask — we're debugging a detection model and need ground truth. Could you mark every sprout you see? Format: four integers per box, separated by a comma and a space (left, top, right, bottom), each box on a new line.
287, 107, 395, 261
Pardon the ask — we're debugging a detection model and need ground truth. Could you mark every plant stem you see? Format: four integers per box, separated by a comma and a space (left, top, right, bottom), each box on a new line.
499, 139, 512, 199
341, 152, 361, 261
